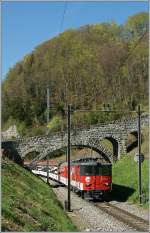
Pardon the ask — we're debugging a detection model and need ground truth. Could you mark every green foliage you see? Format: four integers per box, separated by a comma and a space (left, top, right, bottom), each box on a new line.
2, 117, 17, 131
17, 122, 28, 136
125, 12, 148, 38
2, 158, 77, 231
2, 12, 148, 130
47, 116, 62, 132
72, 106, 127, 127
72, 111, 100, 127
27, 126, 46, 137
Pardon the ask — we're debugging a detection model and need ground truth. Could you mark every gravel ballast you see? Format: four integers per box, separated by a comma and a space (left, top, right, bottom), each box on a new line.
39, 176, 149, 232
50, 182, 148, 232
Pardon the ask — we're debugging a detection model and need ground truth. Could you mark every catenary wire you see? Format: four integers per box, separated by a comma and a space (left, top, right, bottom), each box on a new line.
59, 1, 68, 35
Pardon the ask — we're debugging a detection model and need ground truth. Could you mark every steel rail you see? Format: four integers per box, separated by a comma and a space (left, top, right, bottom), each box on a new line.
94, 202, 149, 232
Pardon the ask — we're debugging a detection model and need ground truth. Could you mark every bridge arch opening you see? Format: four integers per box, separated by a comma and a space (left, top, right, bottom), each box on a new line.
71, 145, 111, 163
127, 131, 138, 153
47, 146, 110, 163
29, 144, 112, 166
100, 137, 119, 161
23, 151, 40, 165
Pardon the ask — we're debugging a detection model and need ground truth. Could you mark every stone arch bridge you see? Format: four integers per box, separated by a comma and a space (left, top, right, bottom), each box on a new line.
2, 116, 148, 164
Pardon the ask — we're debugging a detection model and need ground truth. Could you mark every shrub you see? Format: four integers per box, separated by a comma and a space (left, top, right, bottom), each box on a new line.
16, 122, 27, 136
28, 126, 46, 136
47, 116, 62, 132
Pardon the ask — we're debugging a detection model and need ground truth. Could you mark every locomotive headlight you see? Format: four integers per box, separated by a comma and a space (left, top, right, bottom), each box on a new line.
104, 183, 110, 186
85, 176, 90, 182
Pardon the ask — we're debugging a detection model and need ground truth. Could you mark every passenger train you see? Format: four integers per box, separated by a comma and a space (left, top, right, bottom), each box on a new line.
33, 157, 112, 200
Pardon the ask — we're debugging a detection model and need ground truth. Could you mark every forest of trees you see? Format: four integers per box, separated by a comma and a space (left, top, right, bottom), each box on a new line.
2, 12, 148, 136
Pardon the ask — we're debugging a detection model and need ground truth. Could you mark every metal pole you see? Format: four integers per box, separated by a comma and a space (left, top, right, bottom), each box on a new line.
47, 88, 50, 125
138, 105, 142, 204
47, 155, 49, 184
66, 148, 67, 163
67, 104, 71, 211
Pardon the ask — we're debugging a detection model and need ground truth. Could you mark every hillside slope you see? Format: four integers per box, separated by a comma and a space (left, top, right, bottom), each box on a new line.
2, 12, 148, 134
2, 158, 77, 232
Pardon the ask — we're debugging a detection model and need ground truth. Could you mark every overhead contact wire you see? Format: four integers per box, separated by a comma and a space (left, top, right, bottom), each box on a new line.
59, 1, 68, 35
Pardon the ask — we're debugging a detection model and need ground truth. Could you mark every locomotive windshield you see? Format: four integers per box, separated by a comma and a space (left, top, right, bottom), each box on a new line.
80, 164, 111, 176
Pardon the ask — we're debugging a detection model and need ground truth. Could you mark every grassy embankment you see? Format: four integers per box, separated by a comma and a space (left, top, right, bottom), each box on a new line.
112, 154, 148, 208
2, 158, 77, 232
112, 127, 149, 208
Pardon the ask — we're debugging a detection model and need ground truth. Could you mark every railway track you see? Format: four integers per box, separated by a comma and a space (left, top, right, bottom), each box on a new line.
94, 202, 149, 232
49, 178, 149, 232
34, 171, 149, 231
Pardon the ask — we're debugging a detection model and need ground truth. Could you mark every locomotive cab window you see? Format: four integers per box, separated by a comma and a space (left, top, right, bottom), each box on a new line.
80, 165, 99, 176
80, 164, 112, 176
80, 165, 95, 176
101, 165, 112, 176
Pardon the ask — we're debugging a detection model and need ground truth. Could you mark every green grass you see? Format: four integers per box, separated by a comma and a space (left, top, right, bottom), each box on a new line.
112, 127, 149, 208
2, 158, 77, 232
112, 155, 149, 208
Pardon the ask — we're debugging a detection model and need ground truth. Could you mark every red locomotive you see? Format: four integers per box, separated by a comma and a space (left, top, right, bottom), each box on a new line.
58, 157, 112, 200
